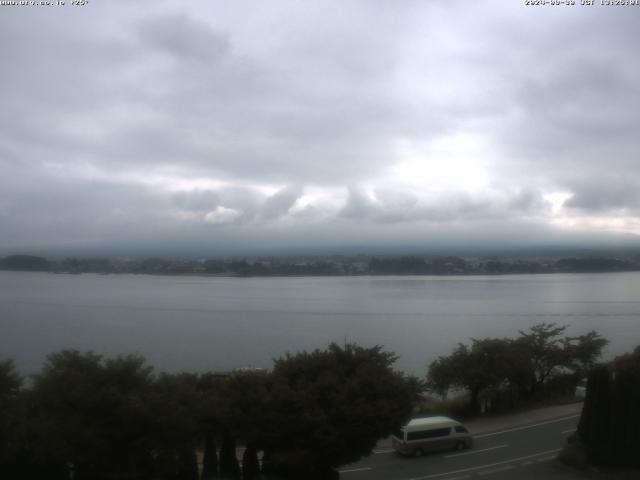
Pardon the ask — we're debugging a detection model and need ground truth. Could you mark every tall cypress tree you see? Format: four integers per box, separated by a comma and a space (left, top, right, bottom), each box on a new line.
177, 447, 199, 480
628, 355, 640, 467
577, 366, 599, 443
576, 347, 640, 467
154, 449, 178, 480
201, 433, 218, 479
608, 365, 630, 465
219, 432, 240, 480
241, 444, 259, 480
611, 348, 640, 466
589, 365, 611, 464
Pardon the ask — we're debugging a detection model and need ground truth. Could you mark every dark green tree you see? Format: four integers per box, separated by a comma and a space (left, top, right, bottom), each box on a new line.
426, 338, 528, 413
217, 372, 269, 449
177, 447, 199, 480
257, 343, 419, 479
577, 347, 640, 467
0, 360, 25, 479
201, 432, 218, 479
515, 323, 569, 396
577, 365, 611, 464
197, 372, 226, 480
563, 330, 609, 380
427, 324, 607, 413
29, 350, 155, 480
516, 324, 608, 397
425, 355, 456, 400
241, 444, 259, 480
218, 431, 240, 479
609, 346, 640, 466
209, 371, 269, 479
149, 373, 201, 479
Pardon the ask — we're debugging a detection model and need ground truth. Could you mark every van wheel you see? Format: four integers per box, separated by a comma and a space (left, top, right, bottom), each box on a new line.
414, 448, 424, 457
455, 441, 466, 451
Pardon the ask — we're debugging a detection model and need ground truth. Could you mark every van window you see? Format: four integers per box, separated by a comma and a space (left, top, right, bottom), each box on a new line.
407, 427, 451, 441
455, 426, 468, 434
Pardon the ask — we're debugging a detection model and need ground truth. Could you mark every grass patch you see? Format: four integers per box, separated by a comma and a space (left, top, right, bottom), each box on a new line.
415, 393, 474, 420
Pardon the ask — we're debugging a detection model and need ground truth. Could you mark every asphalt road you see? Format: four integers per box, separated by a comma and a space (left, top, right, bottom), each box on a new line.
338, 414, 580, 480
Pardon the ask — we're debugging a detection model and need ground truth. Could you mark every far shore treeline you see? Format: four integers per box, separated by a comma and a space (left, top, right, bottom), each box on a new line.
2, 253, 640, 276
1, 324, 623, 479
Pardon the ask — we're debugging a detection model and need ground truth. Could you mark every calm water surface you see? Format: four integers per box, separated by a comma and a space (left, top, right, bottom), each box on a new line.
1, 271, 640, 375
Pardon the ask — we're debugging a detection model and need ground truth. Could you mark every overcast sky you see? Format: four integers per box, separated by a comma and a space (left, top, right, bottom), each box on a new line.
2, 1, 640, 256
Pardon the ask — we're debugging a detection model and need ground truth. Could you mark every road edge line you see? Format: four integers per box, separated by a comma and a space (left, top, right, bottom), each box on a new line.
408, 448, 562, 480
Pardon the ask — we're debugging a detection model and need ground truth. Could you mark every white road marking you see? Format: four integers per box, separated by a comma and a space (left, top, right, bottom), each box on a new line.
478, 465, 514, 475
473, 415, 580, 439
561, 428, 576, 434
339, 467, 372, 474
373, 449, 395, 454
536, 455, 556, 462
444, 444, 508, 458
408, 448, 561, 480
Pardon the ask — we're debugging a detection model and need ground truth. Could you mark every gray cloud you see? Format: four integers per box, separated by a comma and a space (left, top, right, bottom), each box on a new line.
340, 187, 550, 224
2, 1, 640, 253
564, 180, 640, 212
260, 186, 303, 220
340, 187, 377, 221
172, 190, 220, 212
138, 15, 229, 62
172, 185, 304, 225
0, 164, 171, 249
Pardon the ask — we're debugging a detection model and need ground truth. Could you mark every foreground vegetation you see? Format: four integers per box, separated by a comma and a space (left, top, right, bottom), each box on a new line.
0, 324, 618, 479
0, 344, 419, 480
572, 346, 640, 468
425, 323, 608, 415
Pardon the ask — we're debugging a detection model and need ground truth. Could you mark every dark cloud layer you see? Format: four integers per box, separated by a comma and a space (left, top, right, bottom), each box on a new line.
2, 1, 640, 253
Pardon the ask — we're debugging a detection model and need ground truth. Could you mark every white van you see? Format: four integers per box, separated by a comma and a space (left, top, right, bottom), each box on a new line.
391, 416, 472, 456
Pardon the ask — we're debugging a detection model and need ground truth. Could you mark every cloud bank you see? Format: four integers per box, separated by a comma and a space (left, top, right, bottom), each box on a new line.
2, 1, 640, 254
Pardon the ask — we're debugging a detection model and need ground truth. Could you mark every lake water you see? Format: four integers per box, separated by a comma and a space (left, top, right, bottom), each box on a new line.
1, 271, 639, 376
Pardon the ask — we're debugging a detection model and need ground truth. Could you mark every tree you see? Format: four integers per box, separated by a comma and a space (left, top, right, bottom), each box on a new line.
577, 365, 611, 464
149, 373, 201, 479
29, 350, 155, 480
577, 346, 640, 467
218, 431, 241, 480
427, 325, 608, 413
563, 330, 609, 380
218, 371, 269, 445
516, 323, 608, 397
256, 343, 419, 479
516, 323, 569, 396
241, 444, 259, 480
0, 360, 24, 478
425, 355, 456, 400
201, 432, 218, 480
426, 338, 528, 414
197, 372, 226, 480
177, 447, 199, 480
199, 371, 268, 479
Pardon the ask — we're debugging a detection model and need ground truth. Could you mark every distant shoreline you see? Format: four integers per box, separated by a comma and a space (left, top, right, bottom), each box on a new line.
3, 268, 640, 279
3, 253, 640, 277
